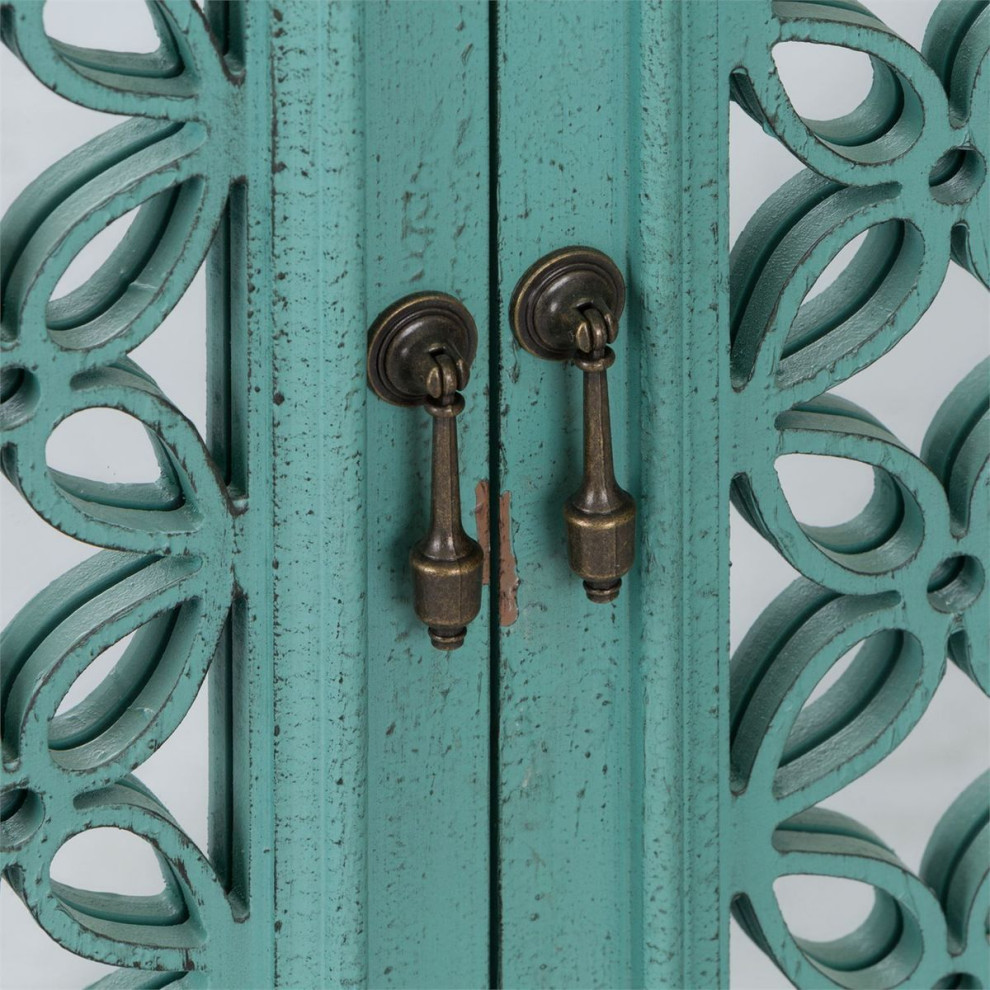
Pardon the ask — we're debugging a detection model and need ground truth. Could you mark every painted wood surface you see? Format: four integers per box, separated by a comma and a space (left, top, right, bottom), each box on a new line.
493, 2, 638, 986
2, 1, 987, 988
633, 6, 729, 987
494, 4, 728, 987
722, 1, 989, 986
0, 1, 269, 985
1, 2, 491, 987
361, 3, 491, 987
244, 2, 494, 985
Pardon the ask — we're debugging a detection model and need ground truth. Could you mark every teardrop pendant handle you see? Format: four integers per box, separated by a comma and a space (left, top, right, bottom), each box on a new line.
509, 246, 636, 602
367, 292, 484, 649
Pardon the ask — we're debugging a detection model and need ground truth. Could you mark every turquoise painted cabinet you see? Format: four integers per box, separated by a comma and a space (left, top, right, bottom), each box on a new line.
1, 1, 987, 988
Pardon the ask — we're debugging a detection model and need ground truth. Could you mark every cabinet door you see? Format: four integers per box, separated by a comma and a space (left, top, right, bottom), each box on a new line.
1, 3, 493, 988
494, 0, 990, 987
493, 2, 989, 990
493, 4, 726, 987
3, 2, 987, 988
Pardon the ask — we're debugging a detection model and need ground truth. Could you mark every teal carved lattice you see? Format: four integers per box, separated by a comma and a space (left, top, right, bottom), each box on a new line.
725, 1, 989, 987
0, 2, 256, 985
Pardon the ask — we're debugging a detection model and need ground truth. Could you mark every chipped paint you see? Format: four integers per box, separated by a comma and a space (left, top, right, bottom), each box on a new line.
474, 478, 491, 587
474, 478, 518, 626
497, 490, 519, 627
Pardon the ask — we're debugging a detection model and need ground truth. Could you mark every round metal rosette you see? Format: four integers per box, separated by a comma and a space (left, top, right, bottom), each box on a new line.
509, 245, 625, 362
367, 291, 478, 407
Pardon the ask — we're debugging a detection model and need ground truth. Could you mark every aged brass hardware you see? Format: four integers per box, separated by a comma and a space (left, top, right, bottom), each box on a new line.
367, 292, 484, 649
510, 246, 635, 603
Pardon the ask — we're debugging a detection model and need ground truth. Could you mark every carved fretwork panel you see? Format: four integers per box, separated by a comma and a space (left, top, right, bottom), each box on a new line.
726, 2, 988, 987
1, 3, 248, 985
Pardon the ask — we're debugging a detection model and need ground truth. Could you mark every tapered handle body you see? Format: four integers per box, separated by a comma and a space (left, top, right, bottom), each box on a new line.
564, 352, 636, 602
411, 397, 484, 649
510, 246, 636, 602
367, 292, 483, 649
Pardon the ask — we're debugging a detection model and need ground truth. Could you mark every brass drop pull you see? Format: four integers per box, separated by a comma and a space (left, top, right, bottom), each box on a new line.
367, 292, 484, 649
510, 247, 635, 602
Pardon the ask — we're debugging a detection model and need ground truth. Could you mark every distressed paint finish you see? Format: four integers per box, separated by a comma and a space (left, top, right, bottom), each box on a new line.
0, 2, 270, 987
495, 1, 987, 987
633, 5, 729, 988
2, 0, 987, 988
1, 1, 491, 986
362, 3, 491, 987
494, 3, 640, 986
494, 3, 729, 987
266, 3, 369, 985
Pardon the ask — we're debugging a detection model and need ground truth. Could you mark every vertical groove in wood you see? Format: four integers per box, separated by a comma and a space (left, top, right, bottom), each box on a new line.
211, 6, 277, 986
487, 7, 504, 987
631, 2, 728, 986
